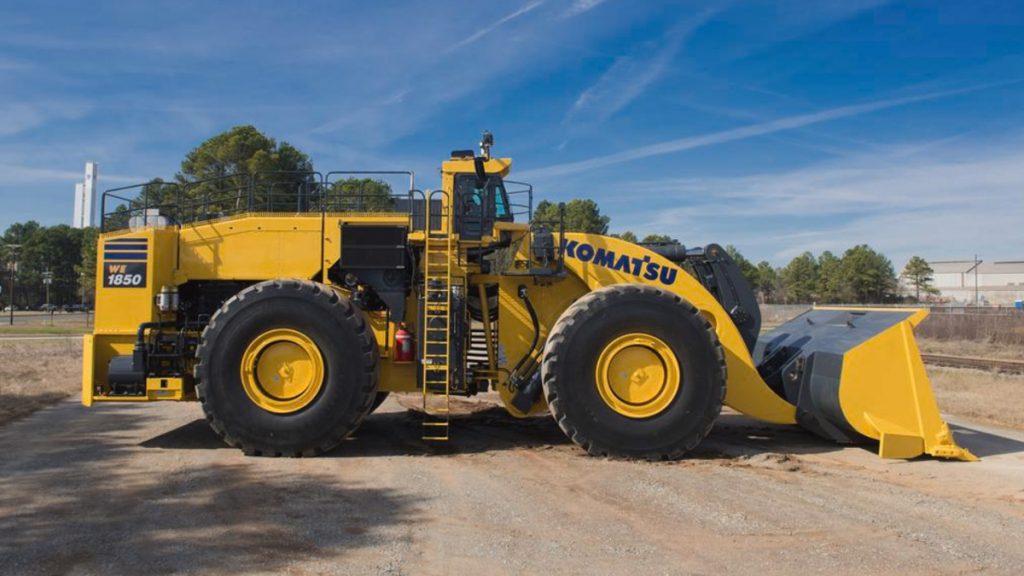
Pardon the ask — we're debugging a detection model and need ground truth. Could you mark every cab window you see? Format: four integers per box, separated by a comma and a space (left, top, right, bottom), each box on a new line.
454, 174, 513, 222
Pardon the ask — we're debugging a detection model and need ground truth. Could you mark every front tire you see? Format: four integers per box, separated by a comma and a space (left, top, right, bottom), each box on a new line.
542, 284, 725, 460
196, 280, 379, 456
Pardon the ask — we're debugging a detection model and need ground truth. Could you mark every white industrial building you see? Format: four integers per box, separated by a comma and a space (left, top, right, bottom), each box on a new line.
72, 162, 98, 229
926, 260, 1024, 306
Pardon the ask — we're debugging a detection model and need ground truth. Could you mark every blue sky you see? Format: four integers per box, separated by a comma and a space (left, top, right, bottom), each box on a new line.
1, 0, 1022, 266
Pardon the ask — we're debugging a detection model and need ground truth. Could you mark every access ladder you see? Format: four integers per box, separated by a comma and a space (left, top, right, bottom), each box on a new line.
421, 190, 453, 440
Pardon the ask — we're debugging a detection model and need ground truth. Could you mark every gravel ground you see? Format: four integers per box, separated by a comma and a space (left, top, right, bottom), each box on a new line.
1, 395, 1023, 576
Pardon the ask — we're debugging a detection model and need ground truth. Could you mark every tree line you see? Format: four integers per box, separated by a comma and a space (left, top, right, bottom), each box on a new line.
1, 223, 97, 309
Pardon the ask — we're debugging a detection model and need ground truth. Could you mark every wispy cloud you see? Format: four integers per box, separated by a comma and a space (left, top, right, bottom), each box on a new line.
523, 82, 1010, 179
0, 163, 144, 185
565, 11, 715, 126
445, 0, 546, 54
0, 101, 93, 136
606, 137, 1024, 265
561, 0, 607, 18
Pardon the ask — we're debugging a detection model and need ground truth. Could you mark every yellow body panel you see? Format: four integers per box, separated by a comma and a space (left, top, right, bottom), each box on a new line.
145, 377, 188, 401
94, 227, 178, 334
82, 334, 94, 406
178, 215, 323, 281
441, 157, 512, 178
88, 227, 178, 402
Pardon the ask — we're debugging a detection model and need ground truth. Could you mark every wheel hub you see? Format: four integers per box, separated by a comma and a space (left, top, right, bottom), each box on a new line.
241, 328, 324, 413
595, 333, 680, 418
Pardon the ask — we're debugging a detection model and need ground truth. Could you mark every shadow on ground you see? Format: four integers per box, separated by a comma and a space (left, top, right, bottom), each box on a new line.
142, 405, 573, 458
949, 423, 1024, 458
694, 412, 860, 459
0, 404, 417, 575
142, 403, 860, 461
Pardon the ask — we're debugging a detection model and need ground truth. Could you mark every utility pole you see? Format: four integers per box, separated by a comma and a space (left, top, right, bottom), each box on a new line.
42, 270, 53, 325
974, 254, 981, 307
965, 255, 983, 308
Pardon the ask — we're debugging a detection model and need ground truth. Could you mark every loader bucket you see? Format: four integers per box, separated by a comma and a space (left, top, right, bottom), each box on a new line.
754, 307, 975, 461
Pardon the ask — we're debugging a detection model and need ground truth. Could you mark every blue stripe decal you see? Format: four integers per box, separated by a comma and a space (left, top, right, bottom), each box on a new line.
105, 243, 148, 251
104, 254, 148, 261
106, 238, 147, 243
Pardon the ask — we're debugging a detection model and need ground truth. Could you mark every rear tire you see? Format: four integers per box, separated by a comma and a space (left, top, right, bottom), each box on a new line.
196, 279, 378, 457
541, 284, 725, 460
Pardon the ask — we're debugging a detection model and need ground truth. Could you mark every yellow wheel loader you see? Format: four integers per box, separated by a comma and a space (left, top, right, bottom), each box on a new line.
83, 133, 974, 461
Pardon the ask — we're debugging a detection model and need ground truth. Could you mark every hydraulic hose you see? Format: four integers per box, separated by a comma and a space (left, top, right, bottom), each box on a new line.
510, 285, 539, 381
510, 286, 544, 412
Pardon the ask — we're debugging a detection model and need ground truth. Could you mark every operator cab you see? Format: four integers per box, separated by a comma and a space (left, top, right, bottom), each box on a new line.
443, 131, 521, 241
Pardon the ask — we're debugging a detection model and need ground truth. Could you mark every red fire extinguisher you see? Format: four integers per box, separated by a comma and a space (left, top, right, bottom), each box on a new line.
394, 325, 415, 363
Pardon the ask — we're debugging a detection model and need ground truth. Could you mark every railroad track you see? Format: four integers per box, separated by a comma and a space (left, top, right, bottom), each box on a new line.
921, 353, 1024, 374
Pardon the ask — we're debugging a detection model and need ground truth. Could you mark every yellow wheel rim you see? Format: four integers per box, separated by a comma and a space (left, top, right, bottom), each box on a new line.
595, 333, 680, 419
240, 328, 325, 414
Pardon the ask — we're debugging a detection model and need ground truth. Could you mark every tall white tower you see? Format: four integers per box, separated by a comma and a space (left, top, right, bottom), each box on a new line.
72, 182, 85, 228
82, 162, 97, 228
72, 162, 98, 228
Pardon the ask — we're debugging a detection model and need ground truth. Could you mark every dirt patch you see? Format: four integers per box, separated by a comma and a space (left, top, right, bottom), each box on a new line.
0, 339, 82, 425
